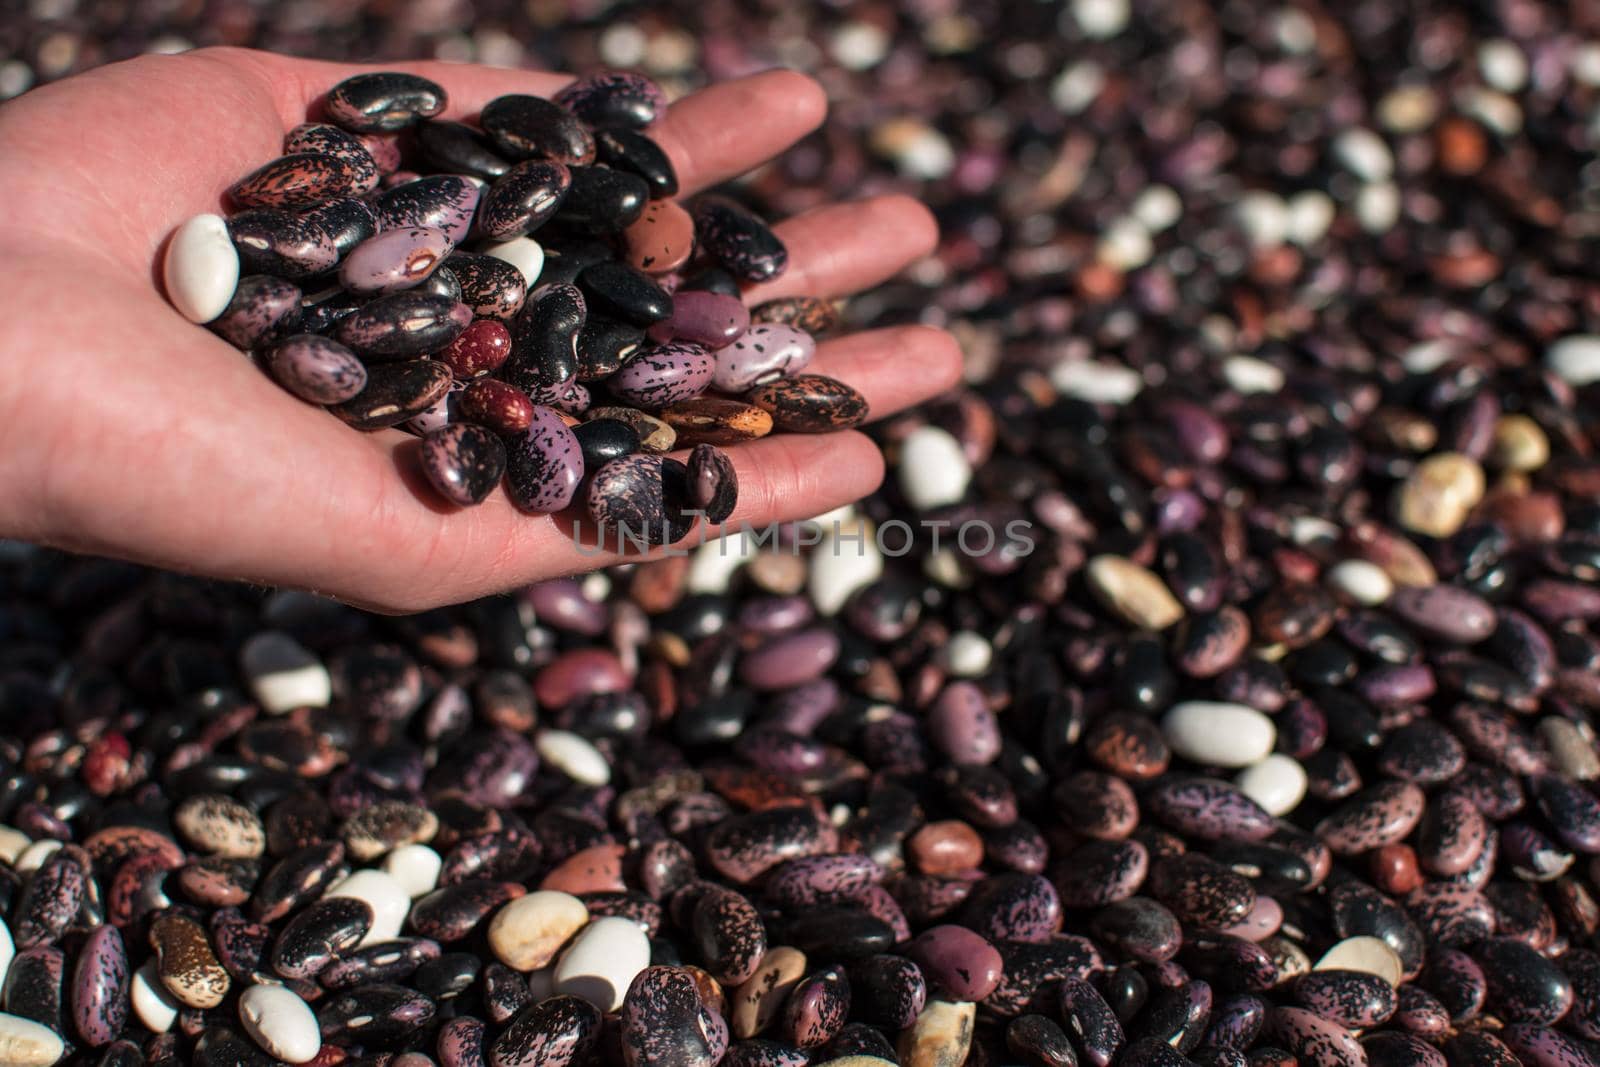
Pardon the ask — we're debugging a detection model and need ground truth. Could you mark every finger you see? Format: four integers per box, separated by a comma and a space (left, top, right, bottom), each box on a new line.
742, 194, 939, 303
807, 325, 965, 421
650, 70, 827, 197
705, 429, 885, 537
236, 52, 825, 199
382, 429, 884, 610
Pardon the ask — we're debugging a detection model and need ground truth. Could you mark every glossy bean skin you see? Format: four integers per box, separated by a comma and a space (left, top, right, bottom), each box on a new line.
505, 405, 585, 514
325, 71, 447, 131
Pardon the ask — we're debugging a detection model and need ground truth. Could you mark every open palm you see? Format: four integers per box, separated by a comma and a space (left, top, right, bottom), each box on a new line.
0, 48, 958, 611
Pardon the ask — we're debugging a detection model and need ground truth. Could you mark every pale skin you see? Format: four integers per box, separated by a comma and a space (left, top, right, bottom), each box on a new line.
0, 48, 961, 612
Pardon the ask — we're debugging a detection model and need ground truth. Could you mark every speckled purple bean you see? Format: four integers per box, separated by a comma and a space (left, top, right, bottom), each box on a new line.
701, 742, 806, 816
438, 1015, 489, 1067
1445, 1032, 1522, 1067
504, 405, 584, 514
554, 71, 669, 129
1391, 985, 1450, 1036
421, 424, 507, 507
478, 160, 571, 241
1121, 1038, 1199, 1067
15, 848, 86, 948
767, 679, 841, 735
1386, 584, 1497, 643
1293, 971, 1397, 1029
693, 196, 788, 282
377, 175, 481, 244
1560, 950, 1600, 1039
411, 880, 524, 942
1272, 1006, 1366, 1067
1486, 607, 1557, 691
856, 884, 912, 944
1363, 1032, 1447, 1067
737, 627, 840, 690
1057, 975, 1123, 1066
705, 807, 838, 885
985, 936, 1102, 1017
71, 924, 129, 1047
849, 954, 925, 1030
1416, 790, 1489, 875
1376, 720, 1464, 785
1453, 766, 1524, 821
586, 454, 696, 547
1008, 1014, 1080, 1067
1056, 840, 1149, 909
447, 251, 528, 320
1204, 994, 1265, 1051
781, 967, 850, 1048
1149, 854, 1256, 930
763, 854, 884, 909
1475, 936, 1574, 1024
229, 208, 340, 278
1132, 979, 1212, 1052
924, 680, 1000, 765
524, 375, 592, 415
1533, 774, 1600, 853
1184, 934, 1278, 994
721, 1041, 810, 1067
619, 966, 723, 1067
607, 340, 715, 408
5, 946, 65, 1032
710, 324, 816, 392
1146, 777, 1276, 842
1450, 704, 1547, 775
1404, 883, 1495, 946
1500, 1025, 1596, 1067
440, 830, 542, 886
685, 444, 737, 525
1523, 578, 1600, 624
1314, 781, 1426, 854
959, 873, 1063, 944
736, 595, 814, 636
1354, 663, 1437, 706
212, 909, 272, 980
211, 274, 302, 350
691, 885, 767, 986
1422, 947, 1487, 1022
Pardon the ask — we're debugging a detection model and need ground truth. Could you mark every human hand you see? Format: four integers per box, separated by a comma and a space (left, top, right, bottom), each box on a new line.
0, 47, 959, 612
